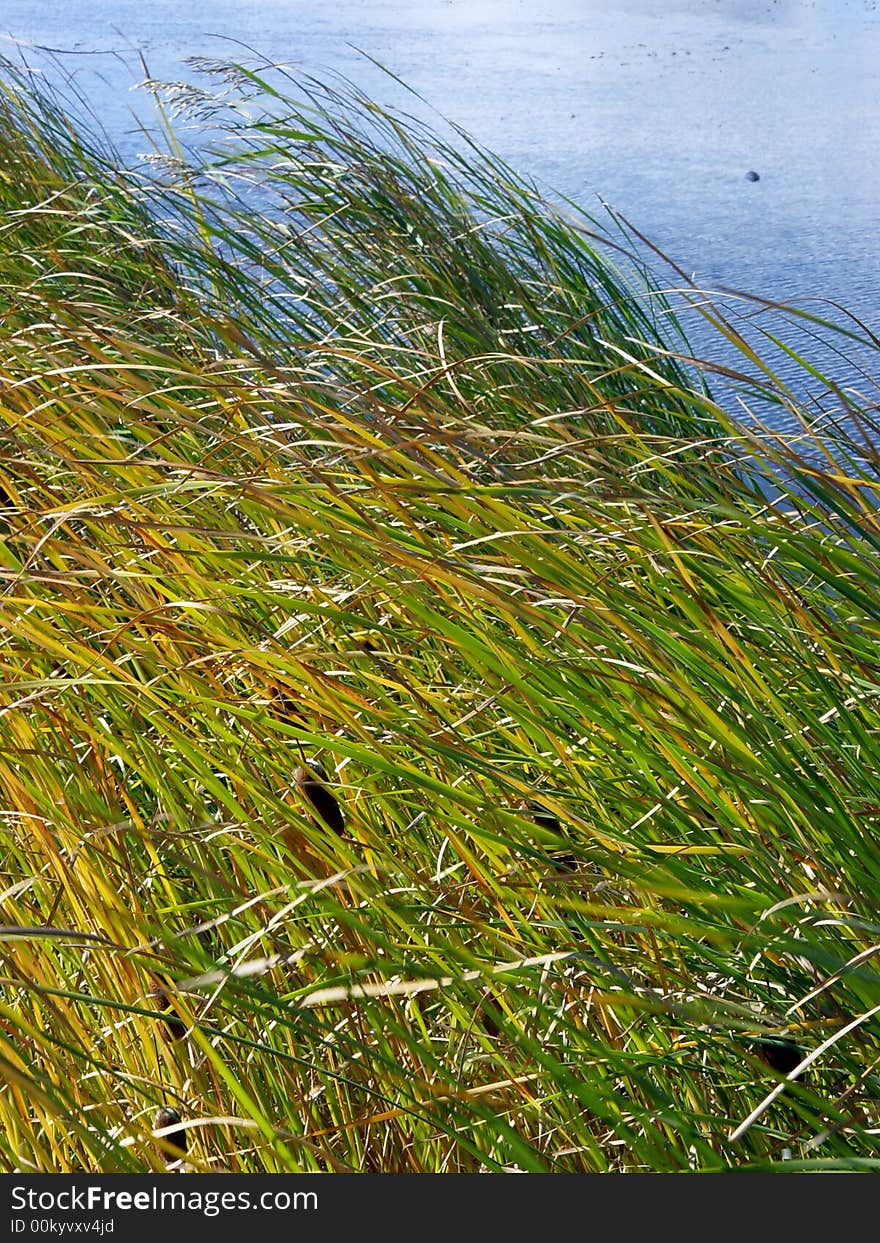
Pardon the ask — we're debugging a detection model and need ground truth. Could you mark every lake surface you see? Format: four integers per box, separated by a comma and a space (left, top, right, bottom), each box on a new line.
2, 1, 879, 418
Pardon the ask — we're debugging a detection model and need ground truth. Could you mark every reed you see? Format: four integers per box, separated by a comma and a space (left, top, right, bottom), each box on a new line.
0, 55, 878, 1172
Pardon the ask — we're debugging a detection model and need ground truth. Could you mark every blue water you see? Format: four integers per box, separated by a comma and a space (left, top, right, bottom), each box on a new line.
2, 1, 878, 420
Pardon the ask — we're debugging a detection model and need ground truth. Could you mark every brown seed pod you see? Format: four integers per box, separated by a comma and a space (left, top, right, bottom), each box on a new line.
518, 799, 577, 871
480, 995, 503, 1040
268, 679, 340, 735
518, 798, 562, 836
153, 1106, 187, 1162
293, 762, 345, 835
146, 983, 187, 1041
357, 640, 403, 701
751, 1037, 805, 1078
268, 681, 308, 730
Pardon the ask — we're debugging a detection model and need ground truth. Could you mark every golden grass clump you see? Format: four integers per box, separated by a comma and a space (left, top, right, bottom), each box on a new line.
0, 55, 879, 1173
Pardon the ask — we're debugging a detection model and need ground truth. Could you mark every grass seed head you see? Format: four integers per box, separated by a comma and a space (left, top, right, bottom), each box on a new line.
146, 983, 187, 1041
751, 1037, 805, 1078
519, 800, 577, 870
268, 681, 307, 729
153, 1106, 188, 1161
293, 762, 345, 835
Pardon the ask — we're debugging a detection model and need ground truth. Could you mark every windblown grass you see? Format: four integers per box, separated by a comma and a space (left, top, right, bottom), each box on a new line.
1, 55, 879, 1173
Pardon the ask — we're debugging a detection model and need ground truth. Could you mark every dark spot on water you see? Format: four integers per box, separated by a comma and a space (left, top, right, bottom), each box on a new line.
745, 170, 760, 182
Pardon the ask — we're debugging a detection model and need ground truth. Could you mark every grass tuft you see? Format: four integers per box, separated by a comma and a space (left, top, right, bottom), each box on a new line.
0, 55, 879, 1172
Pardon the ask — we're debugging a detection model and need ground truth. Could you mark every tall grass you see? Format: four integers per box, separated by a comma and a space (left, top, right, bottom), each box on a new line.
1, 55, 879, 1173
